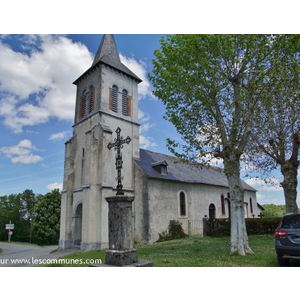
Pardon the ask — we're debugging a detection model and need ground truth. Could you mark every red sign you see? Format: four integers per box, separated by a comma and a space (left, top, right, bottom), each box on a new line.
8, 231, 13, 236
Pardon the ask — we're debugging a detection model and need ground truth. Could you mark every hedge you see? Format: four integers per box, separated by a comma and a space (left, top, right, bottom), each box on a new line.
203, 218, 282, 237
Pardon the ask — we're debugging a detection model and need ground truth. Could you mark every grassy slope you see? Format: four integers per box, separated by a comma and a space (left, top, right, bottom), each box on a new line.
46, 235, 300, 267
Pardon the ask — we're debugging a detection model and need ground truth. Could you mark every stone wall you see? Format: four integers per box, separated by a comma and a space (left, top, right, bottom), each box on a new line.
133, 176, 258, 244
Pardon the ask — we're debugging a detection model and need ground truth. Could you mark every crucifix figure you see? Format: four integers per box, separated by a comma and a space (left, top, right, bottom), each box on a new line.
107, 127, 131, 195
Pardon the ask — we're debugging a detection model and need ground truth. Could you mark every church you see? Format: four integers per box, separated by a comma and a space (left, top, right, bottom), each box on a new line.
59, 35, 259, 251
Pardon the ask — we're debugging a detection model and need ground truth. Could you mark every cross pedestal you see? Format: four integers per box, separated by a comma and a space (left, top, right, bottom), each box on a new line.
95, 127, 153, 267
105, 195, 137, 266
104, 195, 154, 267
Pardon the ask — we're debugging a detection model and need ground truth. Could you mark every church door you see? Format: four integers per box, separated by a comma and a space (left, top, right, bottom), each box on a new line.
209, 203, 216, 220
74, 203, 83, 246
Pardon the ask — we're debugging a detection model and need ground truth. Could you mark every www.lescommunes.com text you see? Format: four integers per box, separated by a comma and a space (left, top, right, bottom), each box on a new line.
0, 258, 102, 265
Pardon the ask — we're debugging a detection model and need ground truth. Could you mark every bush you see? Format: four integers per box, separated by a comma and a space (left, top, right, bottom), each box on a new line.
204, 218, 282, 237
203, 218, 230, 237
246, 218, 281, 235
157, 220, 188, 242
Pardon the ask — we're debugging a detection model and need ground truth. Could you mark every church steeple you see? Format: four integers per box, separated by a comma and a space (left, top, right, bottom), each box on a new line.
74, 34, 142, 85
92, 34, 120, 66
92, 34, 142, 83
60, 34, 141, 251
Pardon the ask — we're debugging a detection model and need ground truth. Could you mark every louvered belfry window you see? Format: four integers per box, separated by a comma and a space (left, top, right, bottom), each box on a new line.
110, 85, 118, 113
122, 89, 128, 116
80, 90, 88, 119
89, 85, 95, 113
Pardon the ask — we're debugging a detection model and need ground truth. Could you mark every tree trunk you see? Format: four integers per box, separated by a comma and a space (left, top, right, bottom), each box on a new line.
224, 156, 253, 255
281, 161, 299, 214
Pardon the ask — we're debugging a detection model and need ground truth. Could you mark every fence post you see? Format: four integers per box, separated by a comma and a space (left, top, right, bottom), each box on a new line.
203, 216, 208, 237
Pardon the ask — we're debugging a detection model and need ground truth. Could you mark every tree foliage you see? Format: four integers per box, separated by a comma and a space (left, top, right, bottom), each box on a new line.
149, 34, 297, 255
0, 189, 61, 245
248, 35, 300, 213
0, 190, 37, 242
262, 204, 287, 218
33, 189, 61, 245
150, 35, 274, 164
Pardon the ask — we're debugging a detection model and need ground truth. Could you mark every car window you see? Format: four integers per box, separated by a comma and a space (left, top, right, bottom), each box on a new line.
282, 215, 300, 229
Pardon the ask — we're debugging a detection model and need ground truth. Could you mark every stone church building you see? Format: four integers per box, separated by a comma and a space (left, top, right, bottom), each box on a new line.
59, 35, 259, 251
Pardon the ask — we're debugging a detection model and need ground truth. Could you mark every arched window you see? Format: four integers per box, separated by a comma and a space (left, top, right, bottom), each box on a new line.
74, 203, 83, 246
179, 192, 187, 217
122, 89, 128, 116
249, 197, 253, 214
227, 192, 231, 218
209, 203, 216, 220
79, 90, 88, 119
221, 194, 225, 215
110, 85, 118, 113
89, 85, 95, 113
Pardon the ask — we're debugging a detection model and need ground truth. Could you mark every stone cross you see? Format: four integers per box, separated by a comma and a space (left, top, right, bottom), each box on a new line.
107, 127, 131, 195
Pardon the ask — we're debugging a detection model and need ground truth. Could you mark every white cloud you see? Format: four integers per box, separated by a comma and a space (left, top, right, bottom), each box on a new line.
139, 109, 155, 132
138, 109, 157, 149
199, 153, 224, 167
11, 154, 43, 164
245, 177, 282, 192
49, 131, 69, 141
0, 36, 156, 134
0, 139, 43, 164
256, 192, 285, 205
139, 135, 157, 149
120, 54, 154, 99
0, 35, 93, 133
46, 182, 63, 191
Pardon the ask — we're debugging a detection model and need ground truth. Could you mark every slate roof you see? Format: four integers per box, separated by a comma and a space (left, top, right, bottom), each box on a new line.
73, 34, 142, 84
134, 149, 256, 192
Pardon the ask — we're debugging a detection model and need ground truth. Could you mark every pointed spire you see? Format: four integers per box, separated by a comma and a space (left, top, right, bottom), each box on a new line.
73, 34, 142, 85
92, 34, 142, 83
92, 34, 120, 66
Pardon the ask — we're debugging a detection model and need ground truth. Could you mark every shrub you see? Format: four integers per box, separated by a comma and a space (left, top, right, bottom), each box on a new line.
157, 220, 188, 242
203, 218, 282, 237
246, 218, 281, 235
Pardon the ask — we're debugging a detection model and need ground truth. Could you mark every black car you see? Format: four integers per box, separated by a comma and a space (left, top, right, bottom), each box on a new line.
275, 213, 300, 266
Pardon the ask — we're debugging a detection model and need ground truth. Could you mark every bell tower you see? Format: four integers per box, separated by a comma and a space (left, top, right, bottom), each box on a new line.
59, 34, 142, 250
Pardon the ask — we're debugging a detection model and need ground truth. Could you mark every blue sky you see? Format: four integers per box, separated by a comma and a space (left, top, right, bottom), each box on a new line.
0, 34, 299, 207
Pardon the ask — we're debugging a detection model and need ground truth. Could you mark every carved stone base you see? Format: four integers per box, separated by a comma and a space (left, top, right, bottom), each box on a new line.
105, 249, 138, 266
90, 260, 155, 267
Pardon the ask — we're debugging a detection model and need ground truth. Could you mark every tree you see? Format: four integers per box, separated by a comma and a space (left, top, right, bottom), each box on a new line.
0, 193, 31, 242
20, 189, 37, 242
33, 189, 61, 245
262, 204, 286, 218
249, 36, 300, 213
149, 34, 282, 255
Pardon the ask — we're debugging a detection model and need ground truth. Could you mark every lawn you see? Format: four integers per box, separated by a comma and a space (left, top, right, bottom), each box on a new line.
47, 234, 300, 267
136, 235, 277, 267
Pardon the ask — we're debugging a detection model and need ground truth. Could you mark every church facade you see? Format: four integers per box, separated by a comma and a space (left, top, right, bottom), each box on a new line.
59, 35, 258, 251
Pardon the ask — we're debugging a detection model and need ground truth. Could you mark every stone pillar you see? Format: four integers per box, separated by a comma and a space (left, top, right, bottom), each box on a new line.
105, 195, 138, 266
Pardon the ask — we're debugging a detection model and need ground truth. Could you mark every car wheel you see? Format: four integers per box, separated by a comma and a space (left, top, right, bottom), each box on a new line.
277, 255, 290, 267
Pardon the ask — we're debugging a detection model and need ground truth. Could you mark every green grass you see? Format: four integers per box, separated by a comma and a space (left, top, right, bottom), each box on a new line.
47, 235, 300, 267
136, 235, 276, 267
0, 248, 2, 255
